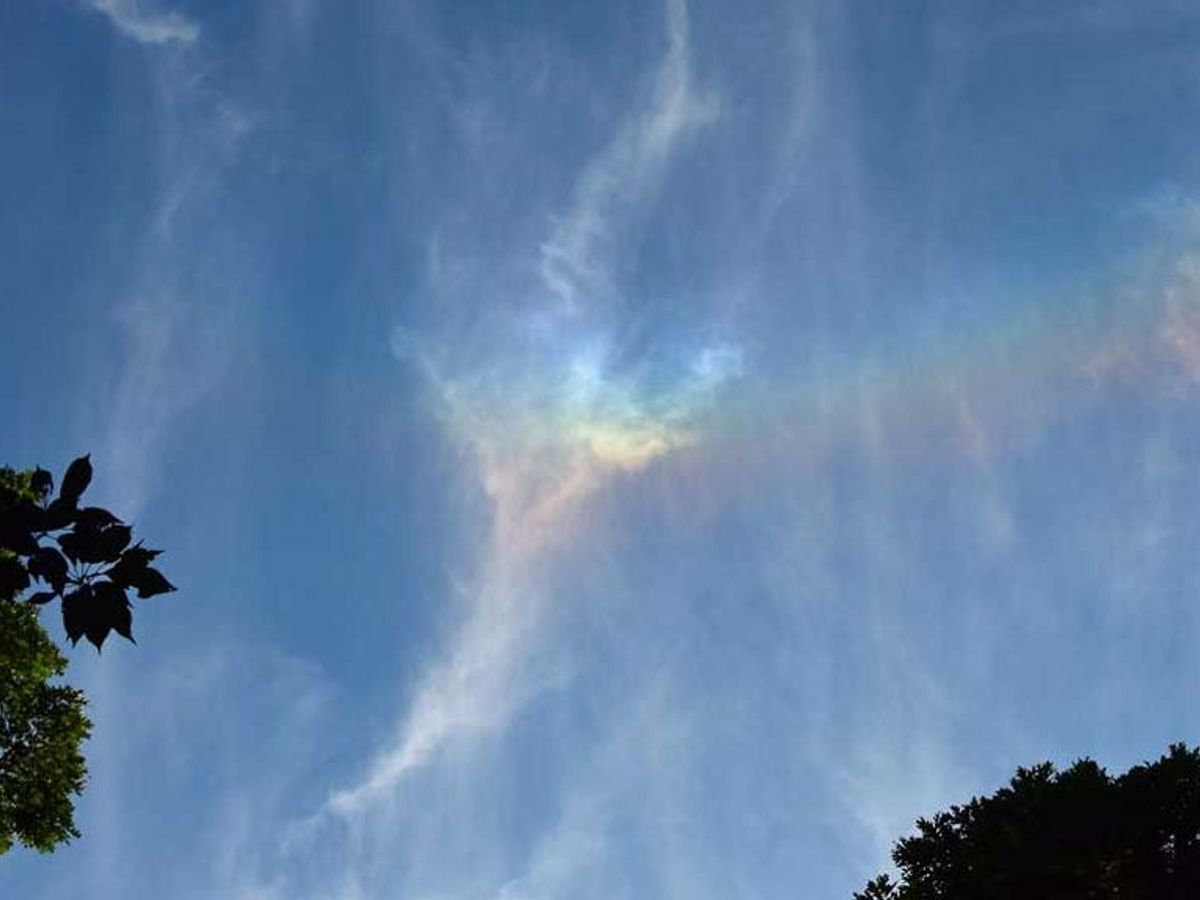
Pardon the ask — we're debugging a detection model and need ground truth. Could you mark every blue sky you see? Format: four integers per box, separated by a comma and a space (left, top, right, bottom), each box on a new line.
5, 0, 1200, 896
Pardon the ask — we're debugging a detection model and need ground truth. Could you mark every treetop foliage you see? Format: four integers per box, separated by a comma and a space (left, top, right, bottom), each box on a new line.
856, 743, 1200, 899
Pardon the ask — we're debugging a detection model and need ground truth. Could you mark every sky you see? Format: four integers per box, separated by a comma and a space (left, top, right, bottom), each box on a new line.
5, 0, 1200, 897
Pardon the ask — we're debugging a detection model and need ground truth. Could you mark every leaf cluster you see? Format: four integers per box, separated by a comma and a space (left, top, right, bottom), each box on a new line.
0, 456, 174, 650
0, 600, 88, 854
855, 744, 1200, 899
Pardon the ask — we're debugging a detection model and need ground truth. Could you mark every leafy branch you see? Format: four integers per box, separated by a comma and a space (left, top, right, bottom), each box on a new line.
0, 456, 174, 650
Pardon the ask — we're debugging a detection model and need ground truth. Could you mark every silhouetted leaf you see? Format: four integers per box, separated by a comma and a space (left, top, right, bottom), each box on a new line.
107, 543, 161, 588
93, 524, 131, 562
76, 507, 121, 531
26, 591, 57, 605
62, 583, 114, 650
112, 599, 133, 642
39, 497, 76, 532
124, 543, 160, 566
59, 455, 91, 506
56, 531, 82, 563
61, 587, 91, 645
84, 616, 110, 651
28, 546, 68, 593
132, 567, 175, 599
94, 581, 133, 644
58, 524, 130, 565
30, 467, 52, 499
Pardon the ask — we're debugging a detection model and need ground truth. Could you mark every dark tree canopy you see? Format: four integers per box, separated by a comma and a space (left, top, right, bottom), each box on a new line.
856, 744, 1200, 900
0, 459, 175, 854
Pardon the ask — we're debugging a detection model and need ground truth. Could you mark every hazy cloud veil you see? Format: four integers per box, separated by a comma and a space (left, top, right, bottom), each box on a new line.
7, 1, 1200, 898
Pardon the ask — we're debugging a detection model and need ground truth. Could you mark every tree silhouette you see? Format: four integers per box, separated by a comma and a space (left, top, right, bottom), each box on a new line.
855, 744, 1200, 899
0, 458, 174, 854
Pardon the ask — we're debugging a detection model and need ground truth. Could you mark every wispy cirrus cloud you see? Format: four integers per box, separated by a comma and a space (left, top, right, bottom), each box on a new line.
539, 0, 719, 313
83, 0, 199, 46
102, 297, 234, 516
325, 0, 730, 824
21, 1, 1200, 898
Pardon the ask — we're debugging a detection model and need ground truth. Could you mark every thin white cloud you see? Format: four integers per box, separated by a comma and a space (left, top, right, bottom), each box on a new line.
101, 297, 231, 516
494, 683, 691, 900
539, 0, 719, 312
327, 395, 684, 817
327, 543, 563, 815
70, 640, 336, 897
326, 0, 722, 821
84, 0, 200, 46
90, 7, 251, 515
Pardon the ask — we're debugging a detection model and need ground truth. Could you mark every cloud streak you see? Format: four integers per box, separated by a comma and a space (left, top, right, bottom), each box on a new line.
329, 340, 740, 817
83, 0, 200, 45
102, 298, 232, 516
319, 8, 1200, 893
18, 2, 1200, 897
539, 0, 719, 314
326, 0, 729, 821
